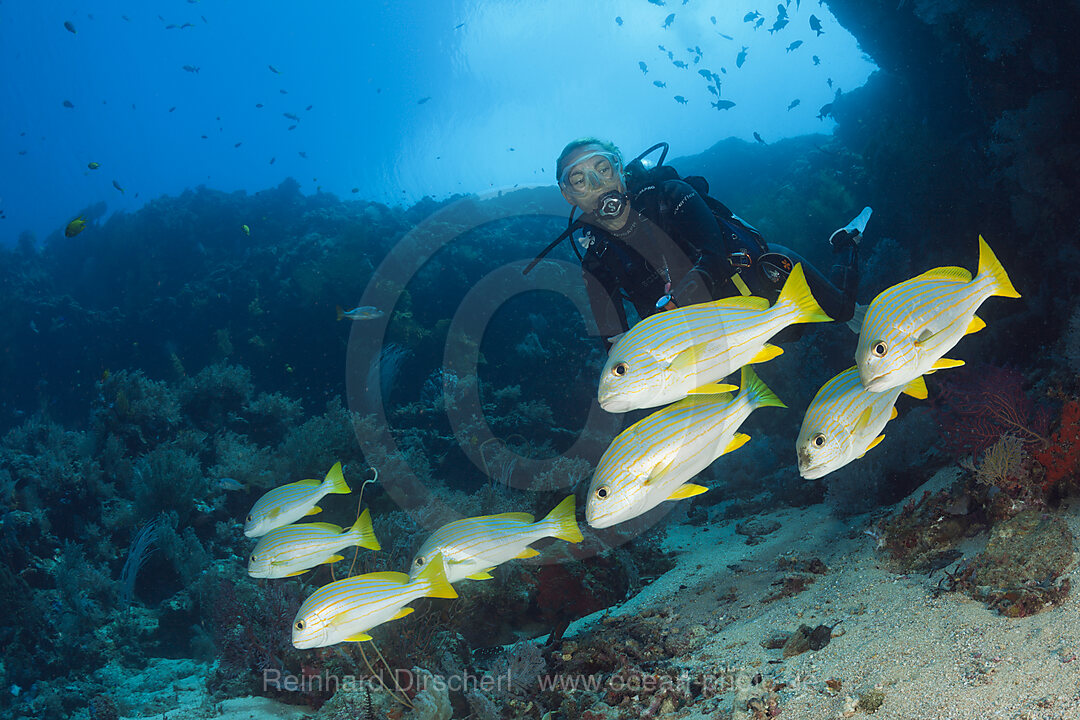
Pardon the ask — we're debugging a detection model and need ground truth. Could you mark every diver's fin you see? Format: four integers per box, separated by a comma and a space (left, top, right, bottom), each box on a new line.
466, 570, 495, 580
514, 547, 541, 559
846, 303, 868, 335
722, 432, 752, 455
977, 235, 1021, 299
750, 343, 784, 364
685, 382, 739, 395
929, 358, 965, 372
966, 315, 986, 335
902, 376, 928, 400
668, 483, 708, 500
389, 607, 414, 620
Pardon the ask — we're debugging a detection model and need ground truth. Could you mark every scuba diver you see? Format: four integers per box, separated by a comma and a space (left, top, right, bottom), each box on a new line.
526, 138, 865, 350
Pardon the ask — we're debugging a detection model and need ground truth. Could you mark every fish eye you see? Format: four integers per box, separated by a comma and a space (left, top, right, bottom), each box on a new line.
612, 362, 629, 377
250, 555, 256, 563
295, 620, 305, 630
595, 486, 609, 499
246, 514, 252, 522
415, 557, 425, 566
812, 433, 826, 448
872, 341, 888, 358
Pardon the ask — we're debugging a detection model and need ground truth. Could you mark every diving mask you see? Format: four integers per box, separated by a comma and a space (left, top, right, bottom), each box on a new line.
559, 150, 623, 198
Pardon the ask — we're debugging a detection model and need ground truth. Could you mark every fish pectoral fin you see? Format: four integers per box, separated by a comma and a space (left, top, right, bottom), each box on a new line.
389, 607, 414, 620
685, 382, 738, 395
514, 547, 541, 559
902, 376, 928, 400
722, 432, 751, 455
345, 632, 373, 642
750, 343, 783, 364
466, 570, 496, 580
668, 483, 709, 500
667, 343, 703, 374
929, 358, 965, 372
966, 315, 986, 335
914, 326, 940, 345
854, 406, 874, 434
305, 505, 322, 516
645, 456, 677, 485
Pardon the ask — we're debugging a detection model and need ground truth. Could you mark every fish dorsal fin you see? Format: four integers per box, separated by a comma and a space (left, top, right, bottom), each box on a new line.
966, 316, 986, 335
722, 432, 751, 455
485, 512, 534, 523
304, 522, 343, 533
902, 376, 928, 399
685, 382, 739, 396
854, 406, 874, 434
915, 266, 972, 283
389, 607, 414, 620
889, 407, 898, 421
703, 295, 770, 310
514, 547, 541, 559
305, 506, 322, 516
750, 343, 784, 364
466, 570, 495, 580
363, 571, 411, 584
345, 632, 373, 642
929, 358, 965, 372
668, 483, 708, 500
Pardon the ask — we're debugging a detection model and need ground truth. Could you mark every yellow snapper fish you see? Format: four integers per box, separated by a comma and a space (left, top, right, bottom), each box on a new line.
797, 367, 928, 479
599, 263, 831, 413
247, 508, 380, 578
408, 495, 583, 583
588, 364, 784, 528
244, 462, 351, 538
856, 236, 1020, 392
292, 555, 457, 648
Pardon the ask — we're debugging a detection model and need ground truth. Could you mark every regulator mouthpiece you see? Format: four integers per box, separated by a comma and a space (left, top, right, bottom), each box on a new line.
596, 191, 627, 218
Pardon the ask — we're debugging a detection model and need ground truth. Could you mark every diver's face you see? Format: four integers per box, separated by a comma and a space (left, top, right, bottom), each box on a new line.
559, 145, 627, 221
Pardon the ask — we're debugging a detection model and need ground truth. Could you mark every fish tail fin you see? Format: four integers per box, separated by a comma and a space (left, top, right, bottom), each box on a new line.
321, 462, 351, 494
415, 555, 458, 599
347, 508, 381, 551
776, 263, 833, 324
739, 365, 786, 410
540, 495, 584, 544
335, 305, 344, 321
977, 236, 1020, 299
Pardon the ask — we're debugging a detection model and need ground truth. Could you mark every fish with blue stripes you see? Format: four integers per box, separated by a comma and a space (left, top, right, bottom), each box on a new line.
855, 236, 1020, 392
243, 462, 351, 538
797, 367, 928, 479
588, 365, 785, 528
247, 509, 380, 578
598, 264, 831, 413
291, 555, 457, 648
408, 495, 583, 584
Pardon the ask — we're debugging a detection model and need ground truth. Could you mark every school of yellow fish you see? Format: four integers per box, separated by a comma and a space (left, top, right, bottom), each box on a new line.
242, 234, 1018, 649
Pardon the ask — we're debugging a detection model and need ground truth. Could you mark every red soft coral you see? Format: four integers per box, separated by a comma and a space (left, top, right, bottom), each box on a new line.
1033, 399, 1080, 490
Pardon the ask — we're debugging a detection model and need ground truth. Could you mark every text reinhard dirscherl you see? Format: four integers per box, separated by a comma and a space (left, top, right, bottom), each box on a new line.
263, 666, 812, 695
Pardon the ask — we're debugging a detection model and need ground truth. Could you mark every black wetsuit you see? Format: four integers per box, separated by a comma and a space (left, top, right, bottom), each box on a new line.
580, 178, 857, 347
